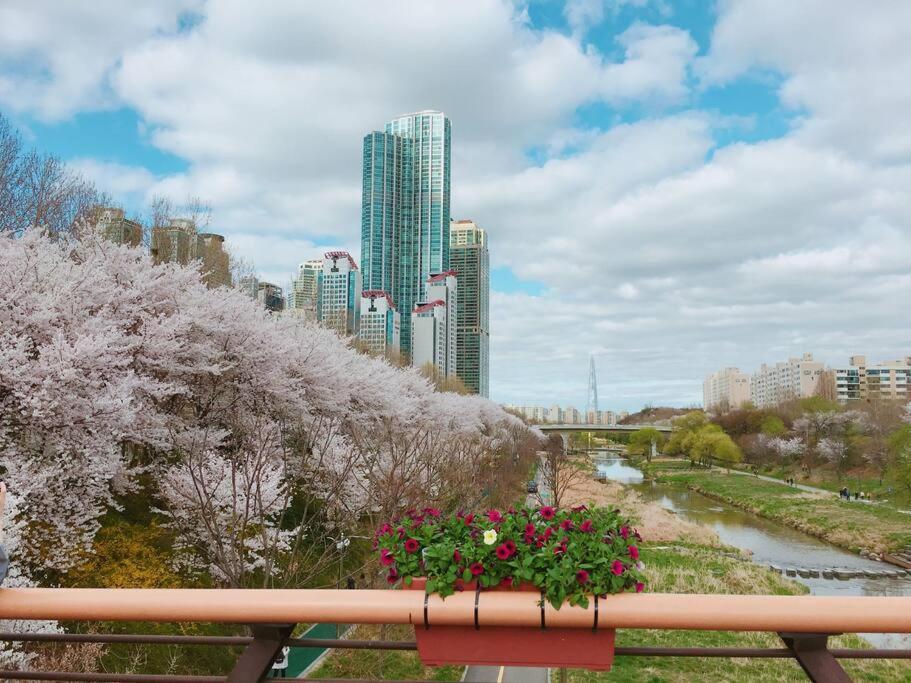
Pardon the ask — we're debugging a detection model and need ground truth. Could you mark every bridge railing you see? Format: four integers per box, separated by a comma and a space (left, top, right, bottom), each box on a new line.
0, 588, 909, 682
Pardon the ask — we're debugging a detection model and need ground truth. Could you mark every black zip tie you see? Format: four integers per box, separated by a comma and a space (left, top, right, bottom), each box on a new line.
592, 594, 599, 632
423, 591, 430, 630
474, 585, 481, 630
540, 590, 547, 631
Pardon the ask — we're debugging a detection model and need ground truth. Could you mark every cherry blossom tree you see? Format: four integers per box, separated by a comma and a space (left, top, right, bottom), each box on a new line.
0, 227, 538, 592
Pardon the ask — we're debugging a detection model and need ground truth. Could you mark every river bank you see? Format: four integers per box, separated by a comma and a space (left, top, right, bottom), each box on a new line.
647, 460, 911, 556
562, 474, 911, 681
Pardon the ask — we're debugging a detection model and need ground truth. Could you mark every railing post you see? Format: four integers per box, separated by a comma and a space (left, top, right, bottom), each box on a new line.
778, 632, 851, 682
228, 623, 295, 683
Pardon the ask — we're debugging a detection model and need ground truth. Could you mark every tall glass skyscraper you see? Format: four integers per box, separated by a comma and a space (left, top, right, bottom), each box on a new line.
361, 110, 451, 358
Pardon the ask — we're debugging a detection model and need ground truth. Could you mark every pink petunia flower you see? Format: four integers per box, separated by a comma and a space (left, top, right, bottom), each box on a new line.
620, 526, 630, 540
539, 506, 556, 520
404, 538, 420, 554
579, 520, 594, 533
495, 544, 511, 560
470, 562, 485, 576
628, 545, 639, 560
380, 548, 394, 566
486, 509, 503, 523
612, 560, 625, 576
636, 582, 645, 593
576, 569, 590, 584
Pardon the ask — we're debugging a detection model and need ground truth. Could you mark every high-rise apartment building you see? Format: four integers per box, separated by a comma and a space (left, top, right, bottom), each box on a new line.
703, 367, 751, 411
410, 300, 449, 376
317, 251, 362, 336
196, 233, 231, 288
256, 282, 284, 312
546, 405, 563, 423
834, 355, 911, 403
150, 218, 230, 289
750, 352, 826, 407
151, 218, 197, 265
91, 207, 143, 247
450, 220, 489, 396
361, 110, 451, 359
287, 260, 322, 318
420, 271, 457, 378
358, 290, 401, 357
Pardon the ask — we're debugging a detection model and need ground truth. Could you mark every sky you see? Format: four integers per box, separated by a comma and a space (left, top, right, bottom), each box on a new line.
1, 0, 909, 412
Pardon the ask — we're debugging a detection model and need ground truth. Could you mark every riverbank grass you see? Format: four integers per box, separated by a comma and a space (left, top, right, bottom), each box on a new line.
650, 464, 911, 555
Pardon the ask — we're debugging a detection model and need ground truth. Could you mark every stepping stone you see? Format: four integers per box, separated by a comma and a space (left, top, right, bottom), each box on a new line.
769, 565, 782, 574
822, 569, 834, 579
785, 568, 797, 577
834, 569, 853, 580
797, 568, 811, 578
805, 569, 820, 578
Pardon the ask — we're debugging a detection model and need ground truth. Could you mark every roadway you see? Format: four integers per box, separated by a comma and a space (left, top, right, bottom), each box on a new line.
463, 665, 548, 682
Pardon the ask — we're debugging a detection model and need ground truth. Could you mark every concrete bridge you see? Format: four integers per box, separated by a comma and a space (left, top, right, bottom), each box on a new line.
538, 423, 672, 434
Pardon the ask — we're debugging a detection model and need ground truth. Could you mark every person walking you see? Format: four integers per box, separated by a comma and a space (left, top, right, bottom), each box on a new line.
0, 482, 9, 585
271, 646, 290, 678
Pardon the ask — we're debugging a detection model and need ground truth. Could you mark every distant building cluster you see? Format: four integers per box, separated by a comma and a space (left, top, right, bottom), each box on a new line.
505, 405, 629, 425
267, 110, 490, 396
91, 206, 231, 289
703, 352, 911, 410
96, 110, 493, 398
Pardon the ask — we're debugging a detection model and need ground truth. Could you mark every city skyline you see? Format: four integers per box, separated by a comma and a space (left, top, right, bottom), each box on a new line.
3, 2, 910, 411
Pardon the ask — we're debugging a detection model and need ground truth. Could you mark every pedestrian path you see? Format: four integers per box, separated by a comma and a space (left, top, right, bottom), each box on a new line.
719, 466, 833, 495
464, 664, 548, 682
284, 622, 347, 678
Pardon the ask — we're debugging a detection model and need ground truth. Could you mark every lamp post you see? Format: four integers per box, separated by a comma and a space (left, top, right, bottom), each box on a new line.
328, 534, 368, 638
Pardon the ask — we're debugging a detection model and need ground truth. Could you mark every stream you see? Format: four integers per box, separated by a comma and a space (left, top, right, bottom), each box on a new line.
593, 454, 911, 648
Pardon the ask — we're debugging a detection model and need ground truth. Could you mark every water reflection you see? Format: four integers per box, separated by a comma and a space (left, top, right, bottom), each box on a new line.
594, 456, 643, 484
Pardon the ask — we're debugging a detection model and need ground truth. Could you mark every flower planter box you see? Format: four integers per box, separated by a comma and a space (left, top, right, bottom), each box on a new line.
403, 578, 615, 671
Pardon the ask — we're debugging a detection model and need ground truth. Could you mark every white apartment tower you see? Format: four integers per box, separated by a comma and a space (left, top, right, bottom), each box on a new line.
411, 271, 457, 377
316, 251, 362, 336
703, 367, 752, 411
358, 290, 401, 356
411, 300, 449, 376
750, 352, 826, 408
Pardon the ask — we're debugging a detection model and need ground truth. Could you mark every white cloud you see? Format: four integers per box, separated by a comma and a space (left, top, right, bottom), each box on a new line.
0, 0, 202, 120
698, 0, 911, 163
3, 0, 910, 410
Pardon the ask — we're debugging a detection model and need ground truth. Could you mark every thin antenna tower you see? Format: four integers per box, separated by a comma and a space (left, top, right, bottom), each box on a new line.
587, 355, 599, 415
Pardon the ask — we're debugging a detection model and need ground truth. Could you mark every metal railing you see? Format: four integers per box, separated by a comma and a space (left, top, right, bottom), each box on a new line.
1, 588, 910, 682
